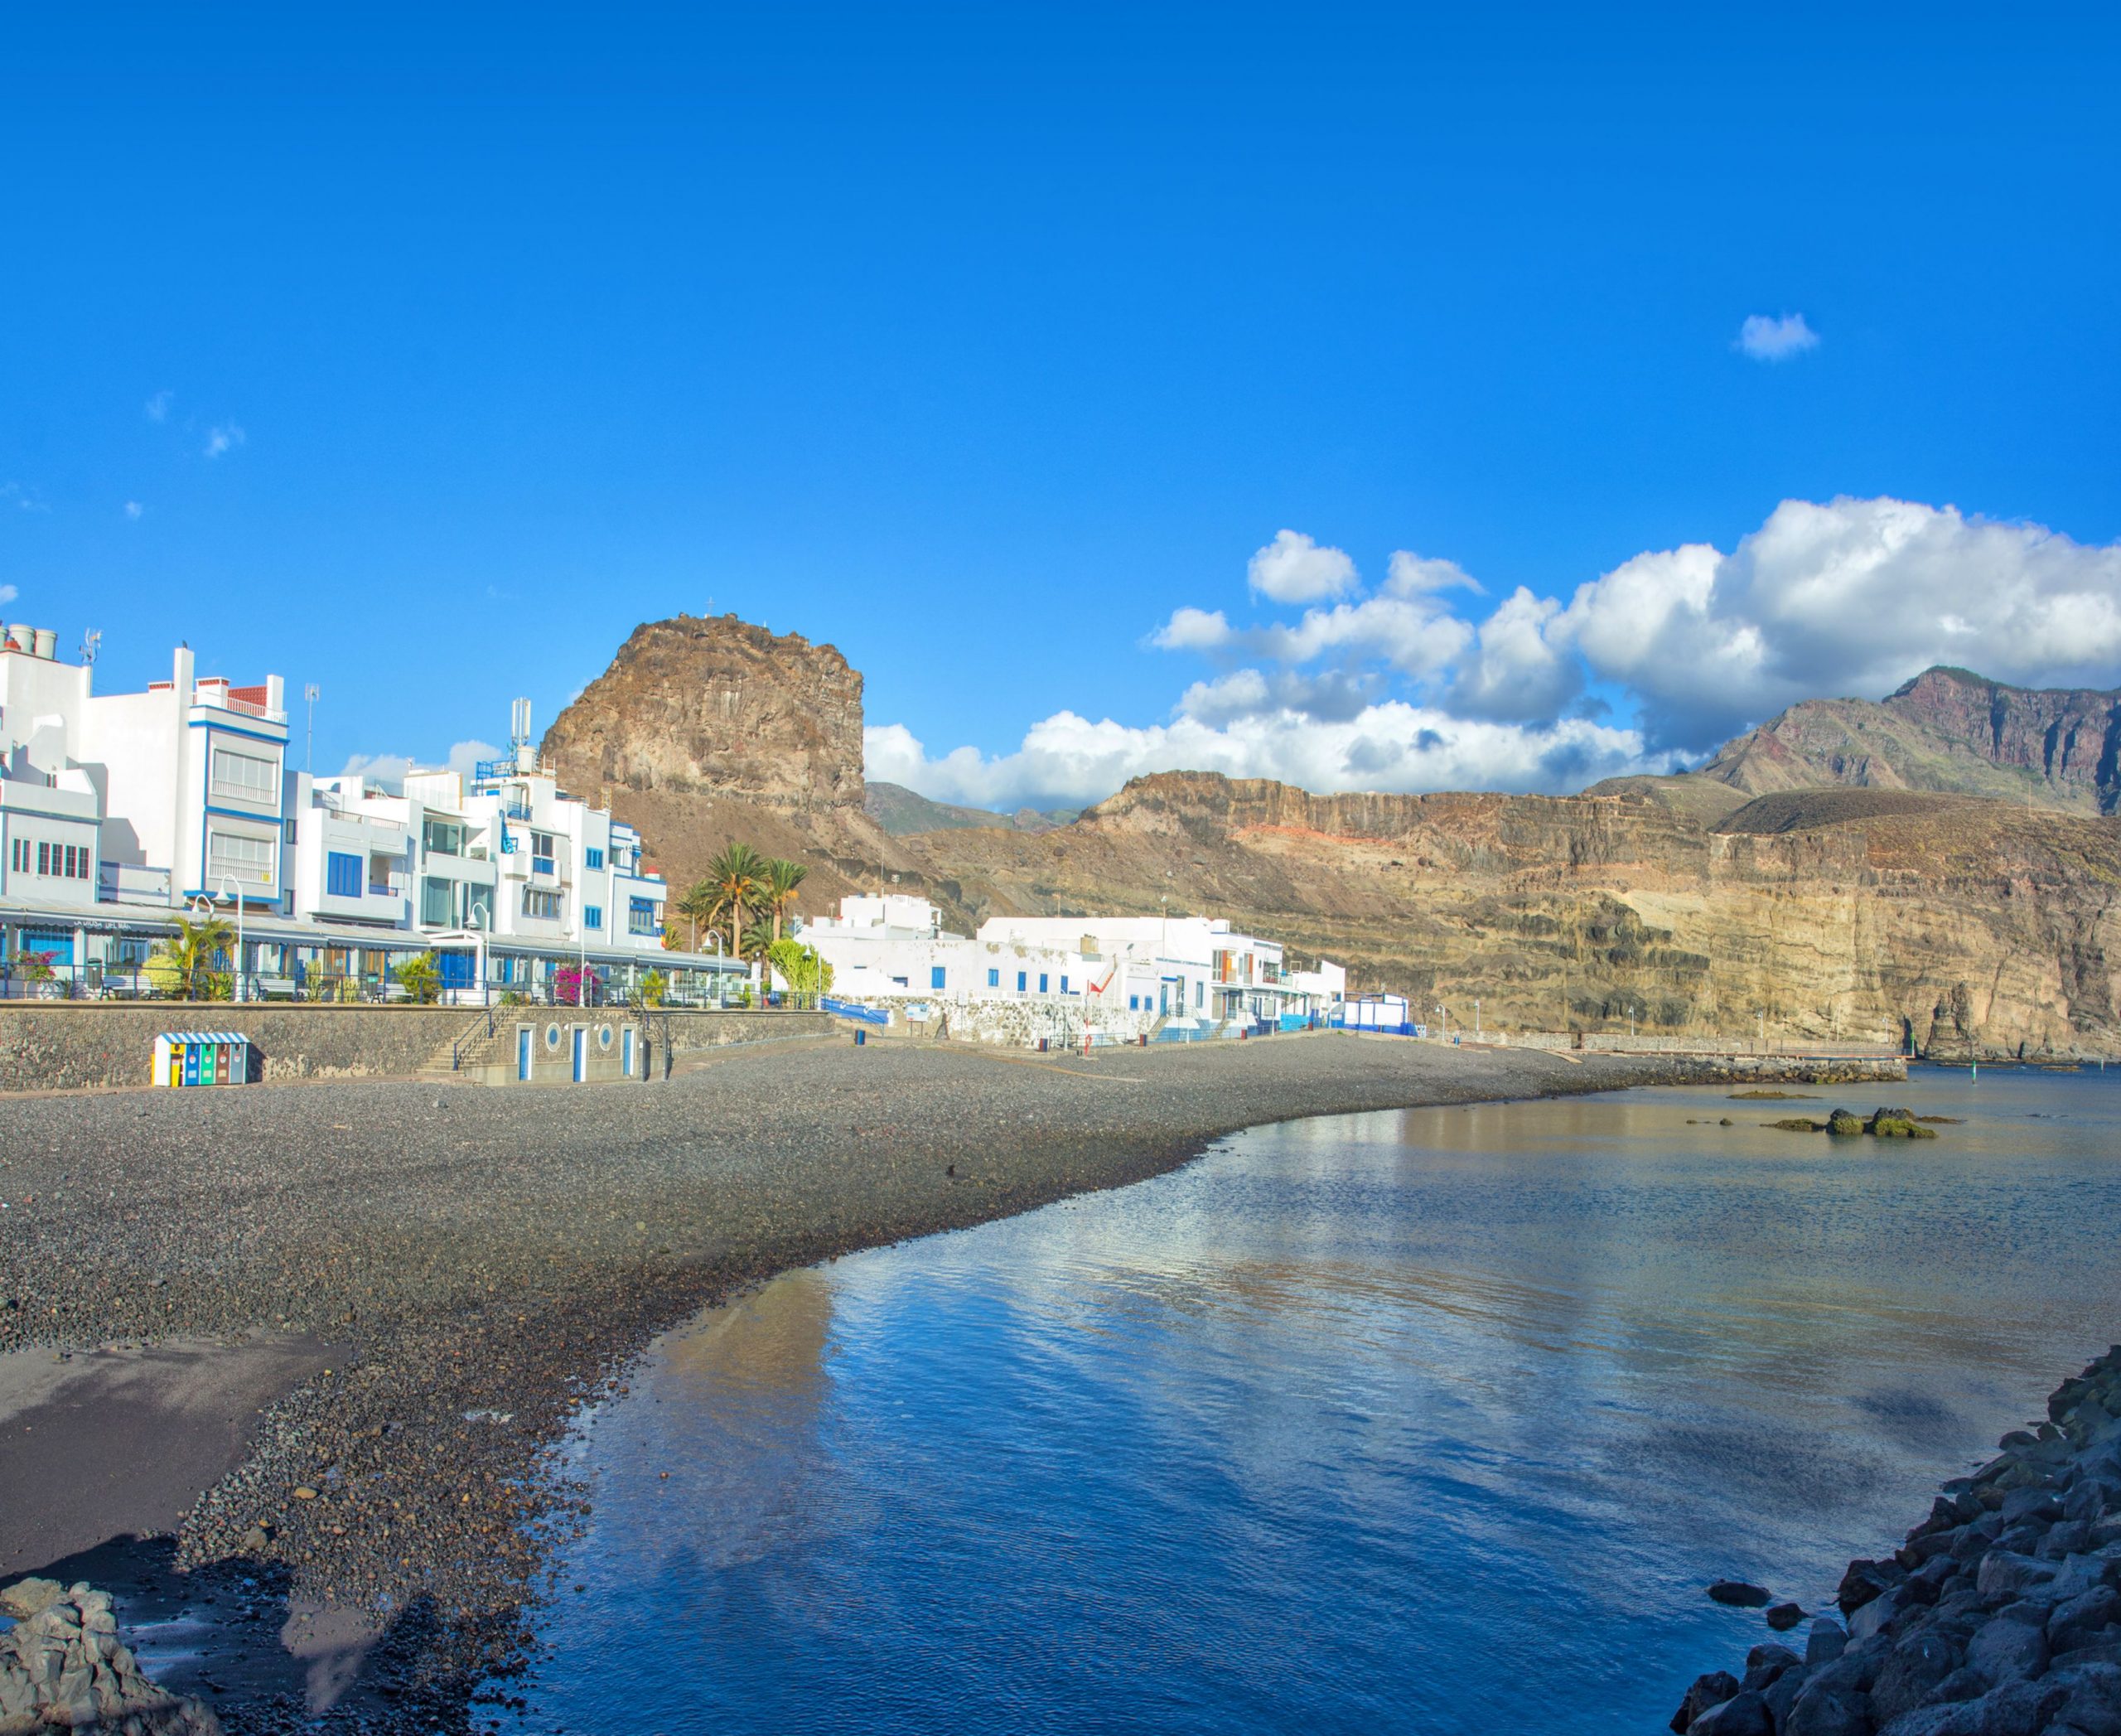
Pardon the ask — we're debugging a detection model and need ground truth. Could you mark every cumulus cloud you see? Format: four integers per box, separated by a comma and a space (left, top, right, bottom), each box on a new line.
1384, 551, 1483, 597
0, 585, 17, 607
339, 738, 505, 791
1, 482, 48, 513
865, 707, 1651, 812
1150, 606, 1234, 652
145, 390, 172, 422
1737, 312, 1819, 360
1553, 496, 2121, 748
1248, 530, 1359, 603
204, 423, 245, 459
1448, 586, 1581, 722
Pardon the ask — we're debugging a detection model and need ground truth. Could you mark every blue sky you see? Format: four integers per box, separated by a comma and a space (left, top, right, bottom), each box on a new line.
6, 3, 2119, 807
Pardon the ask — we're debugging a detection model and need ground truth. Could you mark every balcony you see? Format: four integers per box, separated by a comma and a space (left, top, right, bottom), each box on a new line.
99, 862, 174, 906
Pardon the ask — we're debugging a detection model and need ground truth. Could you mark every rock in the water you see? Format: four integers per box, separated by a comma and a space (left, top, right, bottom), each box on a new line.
1825, 1109, 1865, 1136
1767, 1602, 1806, 1631
1710, 1580, 1775, 1608
1689, 1690, 1774, 1736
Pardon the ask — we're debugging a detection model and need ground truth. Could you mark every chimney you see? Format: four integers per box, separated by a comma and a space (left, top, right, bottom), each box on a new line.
172, 645, 195, 699
266, 674, 285, 715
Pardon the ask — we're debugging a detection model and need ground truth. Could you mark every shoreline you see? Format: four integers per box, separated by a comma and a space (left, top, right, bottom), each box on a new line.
0, 1033, 1900, 1729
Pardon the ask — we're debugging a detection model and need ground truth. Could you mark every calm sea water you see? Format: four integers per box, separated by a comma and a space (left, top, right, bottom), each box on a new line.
493, 1067, 2121, 1734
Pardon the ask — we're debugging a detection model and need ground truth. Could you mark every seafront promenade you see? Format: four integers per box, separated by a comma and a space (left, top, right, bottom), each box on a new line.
0, 1032, 1902, 1724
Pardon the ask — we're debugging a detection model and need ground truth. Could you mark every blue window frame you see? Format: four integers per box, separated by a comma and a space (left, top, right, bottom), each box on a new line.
930, 965, 946, 989
987, 968, 999, 987
1038, 973, 1049, 994
585, 847, 604, 869
1016, 971, 1027, 992
1060, 975, 1070, 994
584, 904, 604, 931
628, 897, 658, 936
326, 851, 361, 898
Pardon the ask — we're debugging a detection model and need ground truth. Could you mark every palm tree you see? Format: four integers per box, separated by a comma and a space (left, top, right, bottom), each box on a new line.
703, 842, 765, 960
760, 857, 809, 942
740, 916, 775, 960
156, 913, 233, 999
674, 878, 718, 952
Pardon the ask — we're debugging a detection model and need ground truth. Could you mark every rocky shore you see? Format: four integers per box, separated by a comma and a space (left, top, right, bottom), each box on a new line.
1671, 1347, 2121, 1735
0, 1033, 1896, 1730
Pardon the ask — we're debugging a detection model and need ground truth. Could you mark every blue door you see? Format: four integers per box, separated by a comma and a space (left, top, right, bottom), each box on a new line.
571, 1027, 587, 1082
517, 1027, 532, 1081
621, 1027, 635, 1077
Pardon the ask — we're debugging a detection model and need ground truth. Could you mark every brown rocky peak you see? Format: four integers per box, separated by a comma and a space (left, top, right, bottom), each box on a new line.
541, 613, 865, 815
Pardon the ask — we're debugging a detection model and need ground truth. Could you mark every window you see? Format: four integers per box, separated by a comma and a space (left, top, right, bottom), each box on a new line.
584, 847, 604, 870
422, 816, 465, 857
206, 830, 274, 887
930, 965, 946, 989
1195, 980, 1204, 1008
7, 839, 22, 873
37, 841, 50, 874
1060, 975, 1070, 994
531, 833, 556, 875
210, 747, 278, 805
522, 887, 563, 921
422, 877, 456, 926
583, 904, 603, 931
628, 897, 658, 936
326, 851, 362, 898
1016, 970, 1027, 992
1038, 973, 1049, 994
987, 968, 1000, 988
1128, 994, 1138, 1011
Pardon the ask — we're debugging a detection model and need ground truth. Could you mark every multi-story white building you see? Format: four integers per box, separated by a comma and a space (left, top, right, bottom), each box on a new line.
0, 631, 731, 1003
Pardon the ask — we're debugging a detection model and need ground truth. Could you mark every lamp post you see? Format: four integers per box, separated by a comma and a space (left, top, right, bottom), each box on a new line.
469, 897, 490, 1005
191, 875, 243, 1003
709, 929, 723, 1008
1435, 1002, 1447, 1042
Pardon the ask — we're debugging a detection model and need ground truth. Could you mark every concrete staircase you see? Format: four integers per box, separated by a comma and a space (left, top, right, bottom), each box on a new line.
419, 1008, 510, 1080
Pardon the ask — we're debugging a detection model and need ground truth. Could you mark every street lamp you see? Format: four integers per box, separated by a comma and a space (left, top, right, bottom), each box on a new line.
469, 897, 490, 1004
191, 874, 243, 1001
1435, 1002, 1448, 1042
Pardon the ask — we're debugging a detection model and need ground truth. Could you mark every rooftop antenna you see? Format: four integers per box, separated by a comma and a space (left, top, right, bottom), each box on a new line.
510, 697, 534, 772
304, 684, 321, 772
79, 628, 102, 665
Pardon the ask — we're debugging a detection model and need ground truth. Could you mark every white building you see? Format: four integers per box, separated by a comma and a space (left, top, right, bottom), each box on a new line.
0, 631, 732, 1004
800, 894, 1345, 1037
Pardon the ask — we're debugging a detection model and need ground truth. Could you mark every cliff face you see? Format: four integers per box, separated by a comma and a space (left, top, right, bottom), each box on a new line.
541, 615, 918, 910
1699, 665, 2121, 814
906, 771, 2121, 1059
547, 621, 2119, 1056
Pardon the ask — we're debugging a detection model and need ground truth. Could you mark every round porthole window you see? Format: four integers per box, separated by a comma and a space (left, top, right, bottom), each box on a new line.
544, 1023, 563, 1051
597, 1023, 614, 1052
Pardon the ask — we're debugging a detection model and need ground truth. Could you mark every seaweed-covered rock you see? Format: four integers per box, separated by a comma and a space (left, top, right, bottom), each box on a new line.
1825, 1109, 1865, 1136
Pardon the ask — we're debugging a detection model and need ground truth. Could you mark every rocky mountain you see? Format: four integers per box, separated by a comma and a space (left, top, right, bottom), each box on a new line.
1695, 665, 2121, 814
540, 615, 930, 911
546, 618, 2119, 1057
864, 781, 1079, 837
903, 771, 2121, 1058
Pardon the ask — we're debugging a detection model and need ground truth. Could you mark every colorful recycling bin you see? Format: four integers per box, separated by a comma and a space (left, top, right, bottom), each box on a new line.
153, 1031, 255, 1087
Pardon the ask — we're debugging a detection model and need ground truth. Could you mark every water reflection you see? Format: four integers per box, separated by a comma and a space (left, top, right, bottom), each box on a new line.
500, 1068, 2121, 1736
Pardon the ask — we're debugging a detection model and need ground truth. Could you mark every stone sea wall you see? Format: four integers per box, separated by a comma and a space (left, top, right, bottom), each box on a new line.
0, 1004, 832, 1092
1671, 1347, 2121, 1735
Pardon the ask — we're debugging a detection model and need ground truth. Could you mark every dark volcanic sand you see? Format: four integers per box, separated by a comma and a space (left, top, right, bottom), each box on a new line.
0, 1033, 1838, 1729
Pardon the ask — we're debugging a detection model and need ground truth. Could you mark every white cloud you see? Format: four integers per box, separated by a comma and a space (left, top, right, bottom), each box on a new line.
1737, 312, 1819, 361
1449, 586, 1580, 722
145, 390, 173, 421
1150, 606, 1234, 651
204, 423, 246, 459
1553, 496, 2121, 747
0, 585, 17, 607
1384, 551, 1483, 597
865, 706, 1650, 812
123, 500, 143, 520
1, 482, 48, 513
1248, 530, 1359, 603
339, 738, 505, 789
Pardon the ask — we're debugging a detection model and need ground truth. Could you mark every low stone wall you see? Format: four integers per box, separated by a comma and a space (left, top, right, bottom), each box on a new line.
827, 995, 1161, 1048
0, 1004, 835, 1093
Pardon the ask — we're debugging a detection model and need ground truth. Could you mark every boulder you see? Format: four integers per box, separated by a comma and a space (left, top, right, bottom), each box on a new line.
1871, 1630, 1962, 1724
1966, 1612, 2051, 1682
1691, 1690, 1775, 1736
1674, 1671, 1743, 1732
1712, 1581, 1776, 1608
2051, 1586, 2121, 1653
1769, 1602, 1808, 1631
1827, 1109, 1866, 1136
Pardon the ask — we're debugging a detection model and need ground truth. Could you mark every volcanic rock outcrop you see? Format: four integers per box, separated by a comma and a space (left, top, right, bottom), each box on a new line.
540, 614, 923, 908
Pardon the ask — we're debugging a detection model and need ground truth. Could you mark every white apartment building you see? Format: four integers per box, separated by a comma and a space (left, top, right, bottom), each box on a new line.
801, 895, 1346, 1032
0, 630, 730, 1003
